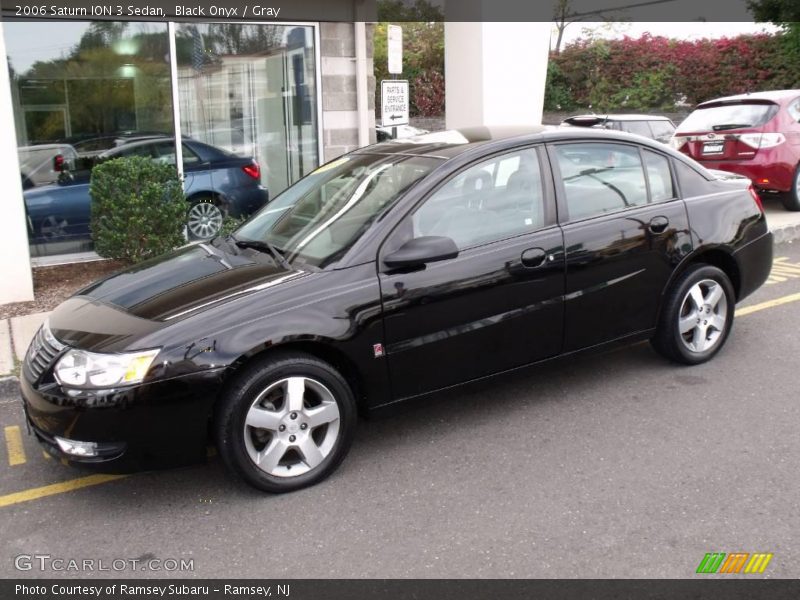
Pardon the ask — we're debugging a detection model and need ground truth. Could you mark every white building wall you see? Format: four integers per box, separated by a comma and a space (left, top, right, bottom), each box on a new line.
0, 25, 34, 304
445, 22, 551, 129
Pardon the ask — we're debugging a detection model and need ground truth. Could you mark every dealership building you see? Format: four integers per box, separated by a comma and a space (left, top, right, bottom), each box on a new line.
0, 6, 549, 305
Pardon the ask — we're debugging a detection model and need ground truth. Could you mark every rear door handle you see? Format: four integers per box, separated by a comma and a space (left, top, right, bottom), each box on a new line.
649, 216, 669, 234
521, 247, 548, 268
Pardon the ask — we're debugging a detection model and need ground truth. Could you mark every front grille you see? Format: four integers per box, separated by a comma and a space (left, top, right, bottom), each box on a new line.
24, 323, 66, 382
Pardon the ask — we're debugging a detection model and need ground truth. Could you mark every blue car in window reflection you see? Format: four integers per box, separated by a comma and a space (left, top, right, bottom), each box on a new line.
23, 137, 268, 246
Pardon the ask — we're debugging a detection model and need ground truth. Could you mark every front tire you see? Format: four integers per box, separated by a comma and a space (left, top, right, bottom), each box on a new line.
215, 352, 357, 493
780, 166, 800, 211
651, 265, 735, 365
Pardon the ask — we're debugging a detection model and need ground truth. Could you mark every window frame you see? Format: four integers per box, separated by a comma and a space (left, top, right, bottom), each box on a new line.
379, 144, 557, 260
546, 140, 680, 225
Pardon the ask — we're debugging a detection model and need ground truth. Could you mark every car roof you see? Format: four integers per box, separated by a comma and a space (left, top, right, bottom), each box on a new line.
697, 89, 800, 107
355, 125, 674, 160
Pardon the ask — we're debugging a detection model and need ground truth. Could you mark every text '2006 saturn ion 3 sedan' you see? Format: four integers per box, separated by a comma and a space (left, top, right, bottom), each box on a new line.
21, 126, 773, 493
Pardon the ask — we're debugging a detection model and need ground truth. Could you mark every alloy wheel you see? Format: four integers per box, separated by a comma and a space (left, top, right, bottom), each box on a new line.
187, 201, 223, 239
678, 278, 728, 353
243, 376, 341, 478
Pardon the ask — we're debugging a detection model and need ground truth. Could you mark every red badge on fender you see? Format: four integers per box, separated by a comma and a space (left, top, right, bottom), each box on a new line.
373, 343, 384, 358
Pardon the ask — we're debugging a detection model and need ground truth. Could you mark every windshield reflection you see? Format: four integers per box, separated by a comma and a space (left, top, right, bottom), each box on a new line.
236, 153, 441, 268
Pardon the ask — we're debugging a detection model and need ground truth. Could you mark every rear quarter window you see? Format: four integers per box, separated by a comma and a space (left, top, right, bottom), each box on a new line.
673, 159, 713, 198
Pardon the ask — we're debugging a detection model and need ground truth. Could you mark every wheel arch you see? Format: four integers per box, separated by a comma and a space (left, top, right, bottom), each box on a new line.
186, 190, 228, 206
219, 340, 368, 413
657, 247, 742, 322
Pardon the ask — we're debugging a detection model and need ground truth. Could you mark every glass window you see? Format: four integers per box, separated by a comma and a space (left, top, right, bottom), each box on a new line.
649, 120, 676, 142
643, 151, 675, 203
237, 154, 440, 268
677, 102, 779, 133
4, 20, 173, 257
555, 143, 648, 221
674, 160, 713, 198
175, 24, 319, 197
787, 100, 800, 123
412, 149, 544, 250
622, 121, 652, 138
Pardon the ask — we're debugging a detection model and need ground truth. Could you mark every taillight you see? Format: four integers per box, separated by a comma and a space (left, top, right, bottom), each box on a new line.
242, 162, 260, 180
53, 154, 64, 172
738, 132, 785, 149
669, 136, 687, 151
748, 184, 764, 214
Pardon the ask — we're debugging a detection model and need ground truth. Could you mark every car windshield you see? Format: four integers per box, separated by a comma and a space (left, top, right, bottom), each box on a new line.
677, 102, 779, 133
235, 153, 441, 268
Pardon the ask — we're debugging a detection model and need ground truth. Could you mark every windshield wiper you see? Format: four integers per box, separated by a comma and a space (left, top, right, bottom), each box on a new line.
230, 234, 292, 271
712, 123, 751, 131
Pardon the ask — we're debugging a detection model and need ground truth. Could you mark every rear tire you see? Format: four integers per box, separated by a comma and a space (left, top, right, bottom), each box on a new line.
651, 265, 735, 365
780, 166, 800, 211
215, 352, 357, 493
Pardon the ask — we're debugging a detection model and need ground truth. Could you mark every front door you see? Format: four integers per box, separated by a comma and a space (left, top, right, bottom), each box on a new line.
379, 147, 565, 400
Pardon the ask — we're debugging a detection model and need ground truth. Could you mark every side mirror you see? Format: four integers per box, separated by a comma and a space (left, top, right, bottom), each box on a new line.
384, 236, 459, 269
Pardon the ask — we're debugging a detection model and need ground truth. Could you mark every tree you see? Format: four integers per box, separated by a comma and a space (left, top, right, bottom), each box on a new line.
552, 0, 583, 54
748, 0, 800, 66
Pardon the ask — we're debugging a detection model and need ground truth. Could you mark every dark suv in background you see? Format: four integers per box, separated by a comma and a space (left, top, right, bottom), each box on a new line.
561, 114, 676, 144
672, 90, 800, 211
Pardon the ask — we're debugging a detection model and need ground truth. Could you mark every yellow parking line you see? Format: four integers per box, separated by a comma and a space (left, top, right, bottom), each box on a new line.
42, 450, 51, 460
4, 426, 26, 466
738, 292, 800, 317
0, 474, 127, 508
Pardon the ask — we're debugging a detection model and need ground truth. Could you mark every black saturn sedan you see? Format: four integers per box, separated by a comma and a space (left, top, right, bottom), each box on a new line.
21, 126, 773, 493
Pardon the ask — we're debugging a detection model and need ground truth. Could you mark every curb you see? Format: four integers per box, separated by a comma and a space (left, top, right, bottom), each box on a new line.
0, 376, 20, 397
772, 223, 800, 245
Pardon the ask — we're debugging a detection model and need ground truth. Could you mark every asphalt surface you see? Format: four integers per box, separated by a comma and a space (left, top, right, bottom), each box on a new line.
1, 240, 800, 579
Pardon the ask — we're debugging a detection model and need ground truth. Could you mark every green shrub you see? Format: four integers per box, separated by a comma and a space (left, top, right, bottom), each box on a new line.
89, 156, 186, 263
219, 214, 249, 237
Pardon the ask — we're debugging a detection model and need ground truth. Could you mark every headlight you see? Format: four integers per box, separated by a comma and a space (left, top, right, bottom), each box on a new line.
54, 348, 160, 389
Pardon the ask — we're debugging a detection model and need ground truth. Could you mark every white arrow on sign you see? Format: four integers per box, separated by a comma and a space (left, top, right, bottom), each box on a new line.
381, 80, 409, 128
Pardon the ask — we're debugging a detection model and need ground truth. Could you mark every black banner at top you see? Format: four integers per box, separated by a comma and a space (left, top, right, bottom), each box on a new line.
0, 0, 773, 23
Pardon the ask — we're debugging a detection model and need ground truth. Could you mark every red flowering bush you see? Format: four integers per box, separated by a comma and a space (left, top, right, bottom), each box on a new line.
546, 32, 799, 111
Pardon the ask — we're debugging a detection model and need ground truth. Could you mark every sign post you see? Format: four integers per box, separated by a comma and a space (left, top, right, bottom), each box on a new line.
388, 25, 403, 75
381, 80, 409, 136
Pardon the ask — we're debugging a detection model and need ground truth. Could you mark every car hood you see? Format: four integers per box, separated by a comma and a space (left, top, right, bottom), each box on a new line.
49, 241, 309, 350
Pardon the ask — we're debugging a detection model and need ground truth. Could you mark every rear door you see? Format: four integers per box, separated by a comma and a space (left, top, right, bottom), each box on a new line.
548, 140, 692, 351
379, 146, 565, 399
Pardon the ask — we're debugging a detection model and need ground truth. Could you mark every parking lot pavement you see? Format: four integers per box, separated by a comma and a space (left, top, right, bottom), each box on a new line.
1, 243, 800, 579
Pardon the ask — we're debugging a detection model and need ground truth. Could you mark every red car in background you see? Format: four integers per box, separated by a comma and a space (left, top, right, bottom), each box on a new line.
672, 89, 800, 211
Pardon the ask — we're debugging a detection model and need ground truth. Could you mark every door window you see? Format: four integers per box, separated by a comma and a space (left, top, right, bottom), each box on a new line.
412, 148, 545, 250
554, 143, 649, 221
643, 150, 676, 202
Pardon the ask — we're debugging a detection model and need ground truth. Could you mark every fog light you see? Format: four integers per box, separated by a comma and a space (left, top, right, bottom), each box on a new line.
54, 436, 99, 457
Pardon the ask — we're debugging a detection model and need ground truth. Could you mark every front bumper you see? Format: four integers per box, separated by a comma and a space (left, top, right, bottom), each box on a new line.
20, 368, 226, 471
